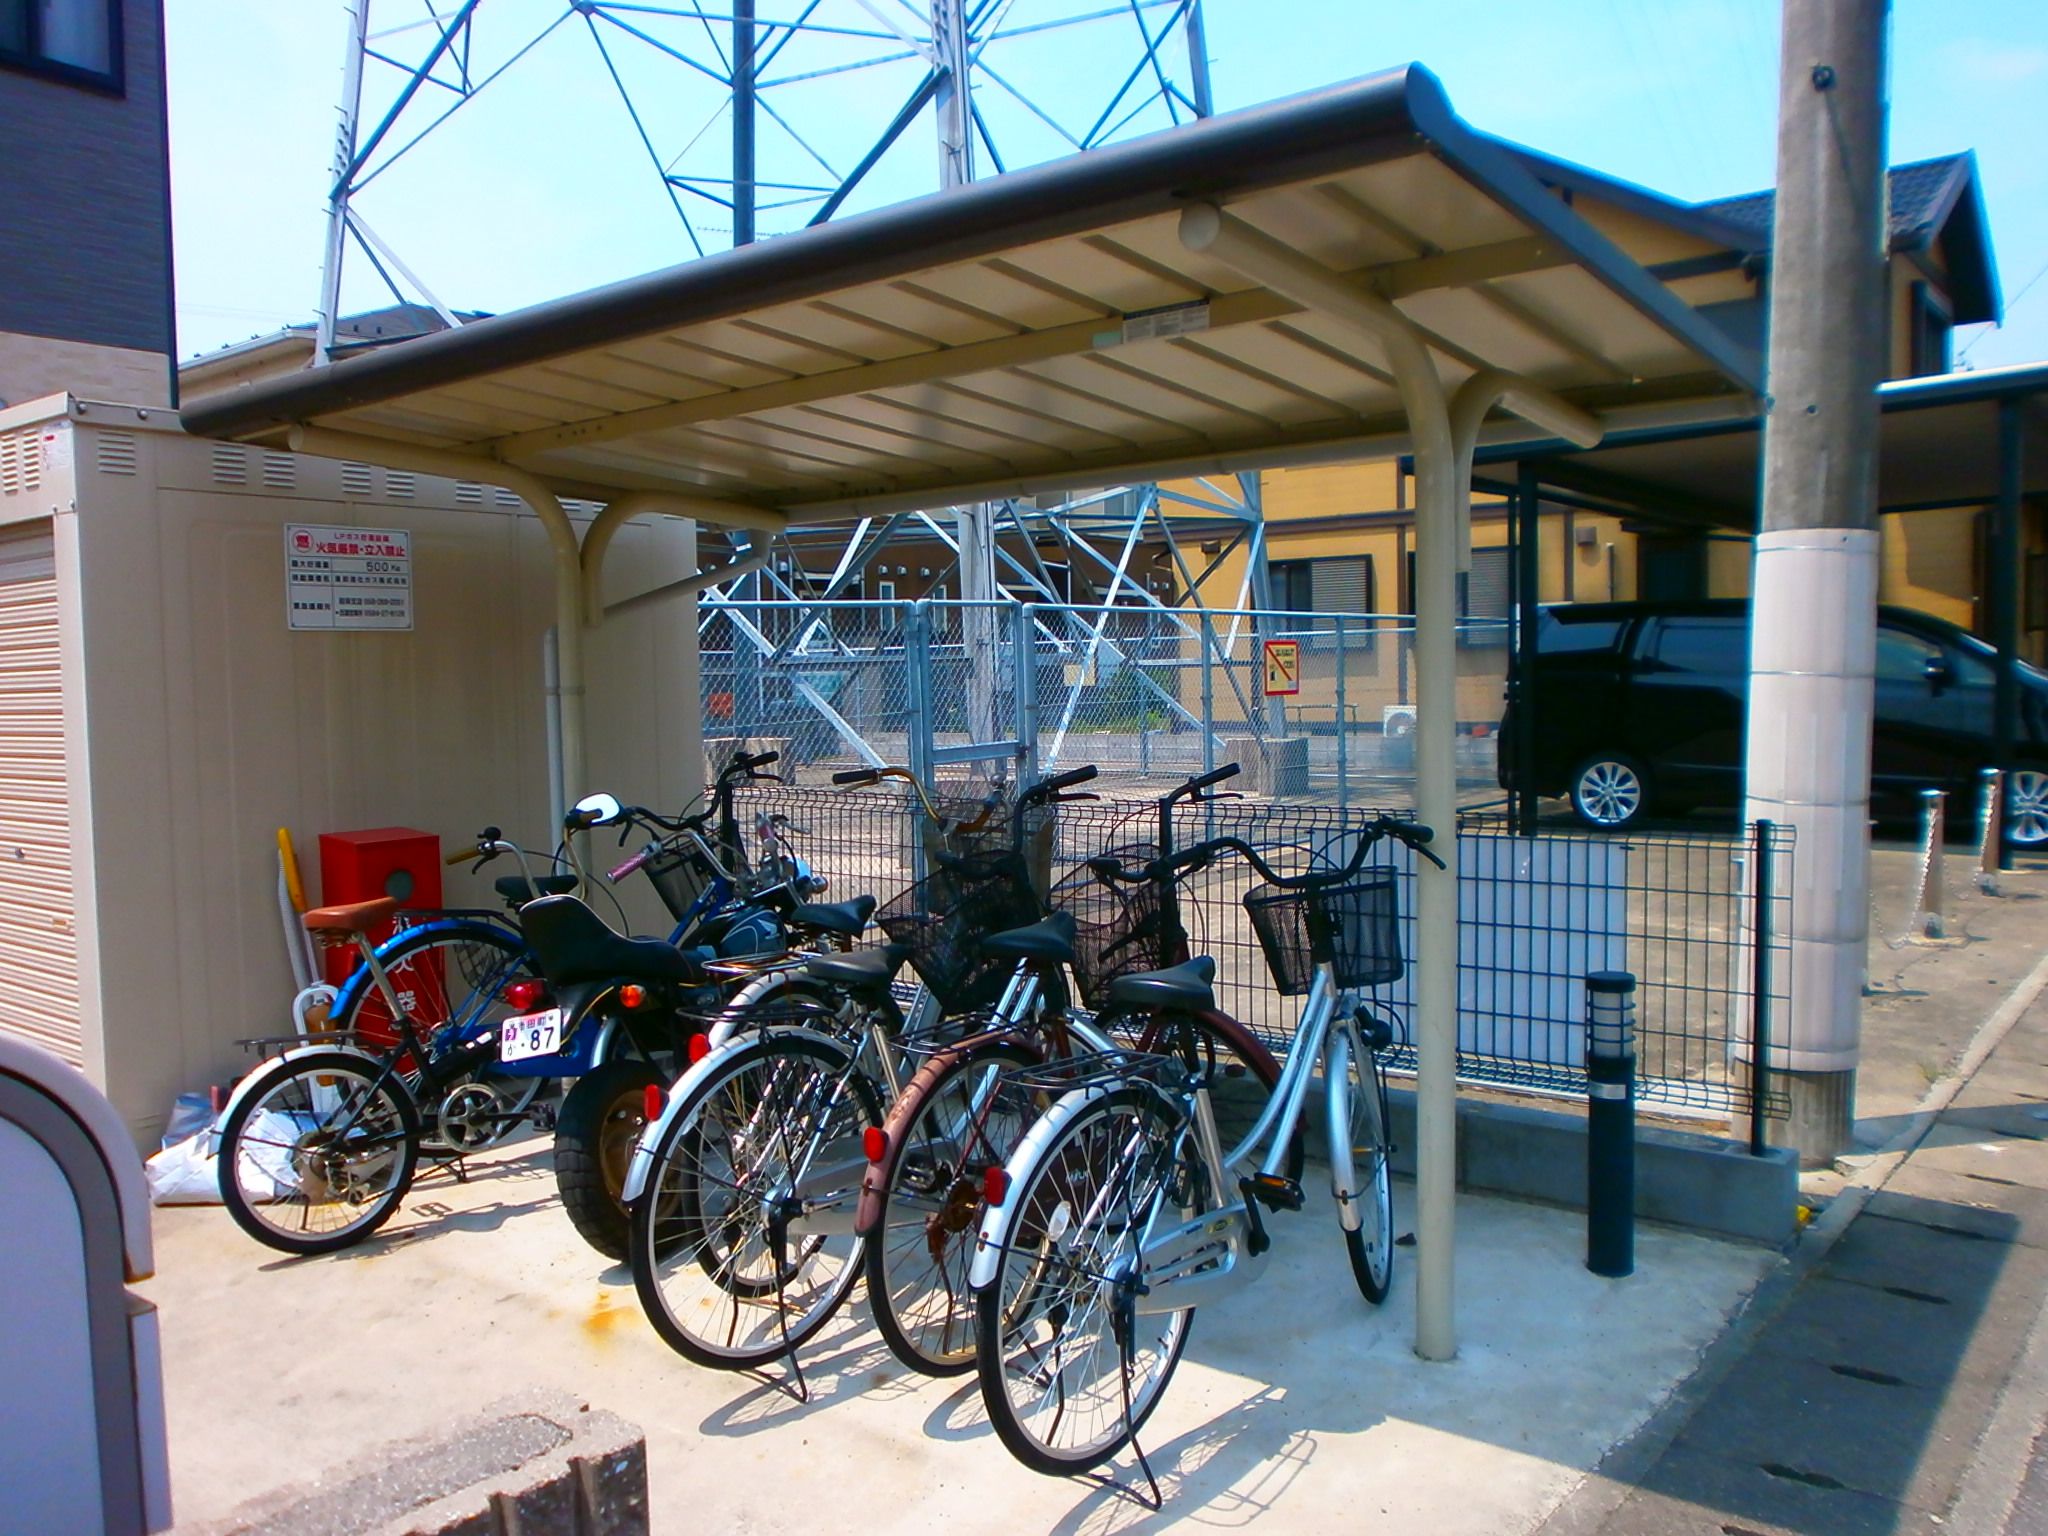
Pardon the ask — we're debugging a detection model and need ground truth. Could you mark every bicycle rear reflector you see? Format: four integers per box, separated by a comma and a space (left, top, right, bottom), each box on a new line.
984, 1167, 1011, 1206
502, 979, 546, 1011
689, 1033, 712, 1063
643, 1084, 665, 1121
863, 1127, 888, 1163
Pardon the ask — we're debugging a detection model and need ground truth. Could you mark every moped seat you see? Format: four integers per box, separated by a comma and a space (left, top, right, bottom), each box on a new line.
792, 896, 878, 936
518, 895, 703, 986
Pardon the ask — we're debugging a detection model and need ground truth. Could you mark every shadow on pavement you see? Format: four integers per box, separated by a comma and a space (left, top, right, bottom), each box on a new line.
1604, 1188, 2030, 1536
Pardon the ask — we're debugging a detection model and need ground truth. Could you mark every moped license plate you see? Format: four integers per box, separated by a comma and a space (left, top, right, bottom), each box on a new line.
500, 1008, 563, 1063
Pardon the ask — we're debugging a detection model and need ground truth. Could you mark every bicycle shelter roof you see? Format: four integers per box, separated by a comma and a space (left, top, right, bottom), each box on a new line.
182, 65, 1762, 525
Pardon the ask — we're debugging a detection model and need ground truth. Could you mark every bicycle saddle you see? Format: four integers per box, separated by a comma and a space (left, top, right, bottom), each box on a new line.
1105, 955, 1217, 1013
517, 895, 704, 987
494, 873, 580, 904
301, 897, 399, 939
791, 896, 878, 936
980, 911, 1077, 964
804, 943, 911, 991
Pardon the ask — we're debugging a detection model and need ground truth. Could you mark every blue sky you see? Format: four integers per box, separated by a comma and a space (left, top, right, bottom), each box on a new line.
167, 2, 2048, 369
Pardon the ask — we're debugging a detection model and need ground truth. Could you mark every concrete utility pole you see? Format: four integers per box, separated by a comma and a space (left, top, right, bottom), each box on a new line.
1744, 0, 1891, 1164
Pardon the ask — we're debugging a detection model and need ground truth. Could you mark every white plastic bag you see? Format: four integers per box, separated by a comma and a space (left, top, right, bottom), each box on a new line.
145, 1132, 223, 1205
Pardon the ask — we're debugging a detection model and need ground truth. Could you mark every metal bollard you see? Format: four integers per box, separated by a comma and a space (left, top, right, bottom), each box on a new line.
1913, 788, 1949, 938
1586, 971, 1636, 1278
1978, 767, 2005, 896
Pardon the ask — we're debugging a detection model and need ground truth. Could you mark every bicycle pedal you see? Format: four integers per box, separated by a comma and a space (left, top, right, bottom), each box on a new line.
1244, 1173, 1304, 1213
1235, 1181, 1273, 1257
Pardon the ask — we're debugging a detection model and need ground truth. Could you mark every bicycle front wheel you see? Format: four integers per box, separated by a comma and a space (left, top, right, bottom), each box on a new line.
865, 1036, 1044, 1376
217, 1051, 420, 1255
630, 1033, 882, 1369
975, 1082, 1195, 1475
1327, 1019, 1394, 1304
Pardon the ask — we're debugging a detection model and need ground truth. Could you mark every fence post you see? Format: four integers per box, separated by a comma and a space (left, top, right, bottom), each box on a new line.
1749, 818, 1775, 1157
1910, 788, 1949, 939
1200, 609, 1216, 777
906, 600, 934, 790
1335, 614, 1350, 814
1585, 971, 1636, 1278
1014, 601, 1038, 783
1978, 766, 2004, 896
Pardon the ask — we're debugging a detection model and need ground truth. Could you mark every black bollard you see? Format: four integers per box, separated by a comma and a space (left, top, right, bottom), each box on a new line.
1586, 971, 1637, 1278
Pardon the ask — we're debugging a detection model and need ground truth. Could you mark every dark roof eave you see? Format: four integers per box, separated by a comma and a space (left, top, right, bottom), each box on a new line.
182, 64, 1761, 447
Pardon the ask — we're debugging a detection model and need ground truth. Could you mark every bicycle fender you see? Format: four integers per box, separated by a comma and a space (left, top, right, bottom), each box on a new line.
966, 1079, 1124, 1293
704, 967, 814, 1051
619, 1024, 850, 1205
209, 1042, 389, 1154
327, 916, 522, 1023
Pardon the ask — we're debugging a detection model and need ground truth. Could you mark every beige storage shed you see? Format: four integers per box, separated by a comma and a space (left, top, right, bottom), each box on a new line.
0, 393, 705, 1147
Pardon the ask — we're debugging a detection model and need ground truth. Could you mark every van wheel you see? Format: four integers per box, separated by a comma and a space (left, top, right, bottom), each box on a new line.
1570, 755, 1649, 829
2008, 770, 2048, 846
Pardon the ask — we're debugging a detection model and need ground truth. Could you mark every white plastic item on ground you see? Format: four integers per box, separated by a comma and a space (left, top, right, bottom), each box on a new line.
145, 1133, 222, 1205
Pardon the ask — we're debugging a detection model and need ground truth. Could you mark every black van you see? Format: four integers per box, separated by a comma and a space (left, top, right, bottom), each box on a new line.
1498, 599, 2048, 843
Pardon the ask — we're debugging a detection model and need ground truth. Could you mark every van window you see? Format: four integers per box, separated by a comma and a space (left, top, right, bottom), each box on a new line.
1651, 617, 1744, 673
1538, 613, 1622, 654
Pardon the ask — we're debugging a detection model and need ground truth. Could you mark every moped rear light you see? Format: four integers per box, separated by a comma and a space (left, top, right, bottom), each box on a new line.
862, 1127, 888, 1163
502, 979, 547, 1011
618, 984, 647, 1009
983, 1166, 1011, 1207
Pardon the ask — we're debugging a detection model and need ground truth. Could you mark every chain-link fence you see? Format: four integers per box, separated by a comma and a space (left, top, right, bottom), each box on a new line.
701, 598, 1510, 807
732, 785, 1792, 1119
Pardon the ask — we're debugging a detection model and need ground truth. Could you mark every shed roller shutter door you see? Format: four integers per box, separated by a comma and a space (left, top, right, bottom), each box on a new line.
0, 528, 80, 1066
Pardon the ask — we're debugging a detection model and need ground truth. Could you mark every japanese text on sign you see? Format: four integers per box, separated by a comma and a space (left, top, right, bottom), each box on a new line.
1262, 639, 1300, 696
286, 524, 413, 631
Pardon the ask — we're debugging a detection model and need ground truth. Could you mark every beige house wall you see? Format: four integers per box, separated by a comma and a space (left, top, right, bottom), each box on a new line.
6, 398, 703, 1146
0, 332, 170, 411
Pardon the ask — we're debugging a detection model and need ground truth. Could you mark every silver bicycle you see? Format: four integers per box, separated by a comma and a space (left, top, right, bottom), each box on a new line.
966, 816, 1441, 1477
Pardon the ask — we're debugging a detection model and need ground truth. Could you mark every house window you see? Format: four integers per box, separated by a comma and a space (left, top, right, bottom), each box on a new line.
1402, 548, 1510, 644
875, 580, 896, 603
1271, 556, 1375, 648
1909, 281, 1953, 378
0, 0, 122, 91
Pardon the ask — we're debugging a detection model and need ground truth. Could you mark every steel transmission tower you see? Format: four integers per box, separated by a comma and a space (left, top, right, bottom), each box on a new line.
314, 0, 1215, 354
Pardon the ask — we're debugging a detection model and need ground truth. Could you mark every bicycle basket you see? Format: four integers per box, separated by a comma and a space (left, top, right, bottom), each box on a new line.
1050, 846, 1169, 1009
1243, 866, 1402, 997
875, 848, 1041, 1013
641, 832, 723, 924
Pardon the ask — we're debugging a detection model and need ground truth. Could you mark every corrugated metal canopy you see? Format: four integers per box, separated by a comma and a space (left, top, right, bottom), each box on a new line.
183, 66, 1762, 523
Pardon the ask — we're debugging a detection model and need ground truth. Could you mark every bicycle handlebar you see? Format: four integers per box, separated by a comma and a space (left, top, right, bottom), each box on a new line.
1021, 764, 1097, 804
831, 767, 881, 786
1179, 763, 1241, 796
1089, 814, 1442, 890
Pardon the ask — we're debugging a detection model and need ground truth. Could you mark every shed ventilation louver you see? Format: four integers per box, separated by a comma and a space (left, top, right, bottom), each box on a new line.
456, 482, 484, 505
210, 445, 248, 485
261, 453, 295, 490
493, 487, 521, 508
0, 431, 33, 497
95, 433, 138, 476
385, 471, 415, 500
341, 462, 376, 499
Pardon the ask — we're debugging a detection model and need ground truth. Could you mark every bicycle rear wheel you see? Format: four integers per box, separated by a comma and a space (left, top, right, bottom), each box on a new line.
1327, 1018, 1394, 1304
865, 1036, 1044, 1376
217, 1051, 420, 1255
975, 1081, 1195, 1475
630, 1032, 881, 1369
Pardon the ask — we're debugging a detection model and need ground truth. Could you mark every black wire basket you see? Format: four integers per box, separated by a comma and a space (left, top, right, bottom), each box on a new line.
641, 833, 725, 924
1050, 846, 1170, 1009
1243, 867, 1403, 997
875, 848, 1042, 1013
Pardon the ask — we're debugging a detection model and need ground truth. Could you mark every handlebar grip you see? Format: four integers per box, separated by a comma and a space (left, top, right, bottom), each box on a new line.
1402, 821, 1436, 843
832, 768, 882, 786
1188, 763, 1242, 792
737, 749, 780, 770
444, 844, 482, 866
608, 849, 653, 882
1033, 764, 1098, 796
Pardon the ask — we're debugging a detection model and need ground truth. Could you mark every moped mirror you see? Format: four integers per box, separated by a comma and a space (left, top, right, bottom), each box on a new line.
1924, 655, 1954, 693
569, 791, 625, 828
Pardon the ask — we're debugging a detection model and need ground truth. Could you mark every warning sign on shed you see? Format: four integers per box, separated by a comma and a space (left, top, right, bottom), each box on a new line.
285, 524, 413, 631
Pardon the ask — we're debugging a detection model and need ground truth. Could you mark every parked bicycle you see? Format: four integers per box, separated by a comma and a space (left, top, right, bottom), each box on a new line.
967, 814, 1440, 1476
853, 764, 1297, 1377
620, 764, 1107, 1372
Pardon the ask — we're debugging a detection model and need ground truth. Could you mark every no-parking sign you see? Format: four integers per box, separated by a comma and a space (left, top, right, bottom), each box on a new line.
1262, 639, 1300, 696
